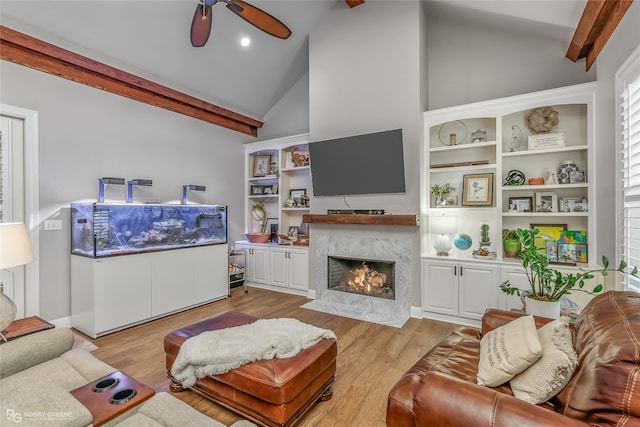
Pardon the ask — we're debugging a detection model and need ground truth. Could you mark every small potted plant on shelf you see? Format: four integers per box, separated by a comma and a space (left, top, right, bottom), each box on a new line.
431, 183, 455, 207
502, 228, 521, 258
479, 224, 491, 248
500, 228, 638, 318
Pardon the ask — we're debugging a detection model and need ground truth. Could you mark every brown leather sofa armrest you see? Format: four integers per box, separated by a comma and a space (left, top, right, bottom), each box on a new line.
482, 308, 553, 335
404, 372, 591, 427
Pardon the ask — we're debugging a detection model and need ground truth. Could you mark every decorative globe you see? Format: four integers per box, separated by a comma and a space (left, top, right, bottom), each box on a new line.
453, 234, 472, 250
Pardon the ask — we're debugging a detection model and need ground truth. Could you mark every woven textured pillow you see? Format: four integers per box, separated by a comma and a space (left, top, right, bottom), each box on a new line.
477, 315, 543, 387
510, 316, 577, 404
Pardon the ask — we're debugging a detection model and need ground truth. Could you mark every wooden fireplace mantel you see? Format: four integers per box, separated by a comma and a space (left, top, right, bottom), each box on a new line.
302, 214, 419, 226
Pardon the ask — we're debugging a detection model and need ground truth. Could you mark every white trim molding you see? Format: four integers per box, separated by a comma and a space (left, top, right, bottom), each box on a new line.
0, 103, 40, 317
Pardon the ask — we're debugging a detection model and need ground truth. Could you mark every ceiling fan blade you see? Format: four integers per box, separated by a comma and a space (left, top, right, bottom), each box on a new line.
225, 0, 291, 39
190, 3, 213, 47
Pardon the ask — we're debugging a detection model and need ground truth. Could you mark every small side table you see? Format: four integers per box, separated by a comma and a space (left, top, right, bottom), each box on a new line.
0, 316, 54, 343
70, 371, 155, 426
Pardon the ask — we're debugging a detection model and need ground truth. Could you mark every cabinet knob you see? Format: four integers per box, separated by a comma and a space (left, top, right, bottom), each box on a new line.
460, 266, 463, 276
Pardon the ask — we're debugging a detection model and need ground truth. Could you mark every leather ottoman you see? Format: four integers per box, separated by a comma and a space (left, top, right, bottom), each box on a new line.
164, 311, 337, 427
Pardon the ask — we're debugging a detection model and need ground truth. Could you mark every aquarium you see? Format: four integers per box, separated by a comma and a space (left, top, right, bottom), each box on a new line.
71, 203, 227, 258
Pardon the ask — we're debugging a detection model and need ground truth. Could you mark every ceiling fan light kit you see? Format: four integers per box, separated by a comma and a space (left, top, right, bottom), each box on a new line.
191, 0, 291, 48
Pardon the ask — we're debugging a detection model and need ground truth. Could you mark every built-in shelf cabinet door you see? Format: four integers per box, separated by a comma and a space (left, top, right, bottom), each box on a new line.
270, 247, 308, 290
270, 247, 289, 288
498, 265, 529, 311
422, 259, 458, 316
236, 244, 270, 285
288, 249, 309, 290
458, 262, 498, 320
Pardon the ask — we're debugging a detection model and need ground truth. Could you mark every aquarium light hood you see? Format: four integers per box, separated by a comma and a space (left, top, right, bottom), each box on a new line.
98, 177, 125, 203
127, 179, 153, 203
182, 185, 206, 205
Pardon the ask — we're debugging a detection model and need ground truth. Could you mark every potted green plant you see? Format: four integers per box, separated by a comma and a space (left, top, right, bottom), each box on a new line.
500, 228, 637, 318
502, 228, 521, 258
430, 183, 455, 207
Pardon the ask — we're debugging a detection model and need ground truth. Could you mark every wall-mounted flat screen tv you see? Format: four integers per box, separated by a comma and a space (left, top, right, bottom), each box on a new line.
308, 129, 406, 197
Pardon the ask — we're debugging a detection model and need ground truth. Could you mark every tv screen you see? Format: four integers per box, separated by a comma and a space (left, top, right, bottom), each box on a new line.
308, 129, 406, 197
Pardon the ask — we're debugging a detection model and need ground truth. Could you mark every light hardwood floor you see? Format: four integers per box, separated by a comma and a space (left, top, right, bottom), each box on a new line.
81, 286, 460, 426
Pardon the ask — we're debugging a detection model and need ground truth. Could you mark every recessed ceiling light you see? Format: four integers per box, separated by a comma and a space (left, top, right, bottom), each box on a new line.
240, 37, 251, 47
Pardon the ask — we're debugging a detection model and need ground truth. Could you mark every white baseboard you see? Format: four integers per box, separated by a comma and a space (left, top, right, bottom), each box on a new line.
49, 316, 71, 329
411, 306, 423, 319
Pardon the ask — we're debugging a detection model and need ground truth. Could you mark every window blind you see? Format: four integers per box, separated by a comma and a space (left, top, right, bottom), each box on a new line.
619, 47, 640, 293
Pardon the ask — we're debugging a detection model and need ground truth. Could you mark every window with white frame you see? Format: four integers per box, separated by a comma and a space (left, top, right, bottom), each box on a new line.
618, 45, 640, 293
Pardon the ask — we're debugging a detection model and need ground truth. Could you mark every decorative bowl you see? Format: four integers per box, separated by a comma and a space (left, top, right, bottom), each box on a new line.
245, 233, 270, 243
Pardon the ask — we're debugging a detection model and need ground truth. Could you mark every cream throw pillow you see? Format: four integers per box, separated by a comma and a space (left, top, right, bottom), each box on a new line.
477, 315, 543, 387
510, 316, 578, 404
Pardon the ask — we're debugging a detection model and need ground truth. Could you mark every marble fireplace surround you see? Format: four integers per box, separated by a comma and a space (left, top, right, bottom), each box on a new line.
302, 235, 411, 328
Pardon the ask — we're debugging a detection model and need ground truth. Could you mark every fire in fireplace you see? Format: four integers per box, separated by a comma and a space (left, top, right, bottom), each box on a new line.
328, 256, 395, 300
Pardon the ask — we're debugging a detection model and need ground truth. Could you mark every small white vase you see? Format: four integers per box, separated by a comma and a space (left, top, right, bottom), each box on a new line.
525, 297, 560, 319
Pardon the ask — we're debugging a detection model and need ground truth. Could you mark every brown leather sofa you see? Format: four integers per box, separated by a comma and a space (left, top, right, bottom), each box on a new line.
387, 291, 640, 427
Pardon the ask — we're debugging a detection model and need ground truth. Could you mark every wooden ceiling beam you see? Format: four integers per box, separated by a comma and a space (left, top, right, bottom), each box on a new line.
0, 25, 263, 136
566, 0, 633, 71
345, 0, 365, 8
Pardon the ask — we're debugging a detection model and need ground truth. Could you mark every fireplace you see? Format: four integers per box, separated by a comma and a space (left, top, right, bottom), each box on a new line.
328, 256, 395, 300
303, 235, 411, 328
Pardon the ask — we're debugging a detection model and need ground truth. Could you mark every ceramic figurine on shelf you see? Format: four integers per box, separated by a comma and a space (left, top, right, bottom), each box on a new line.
546, 168, 559, 185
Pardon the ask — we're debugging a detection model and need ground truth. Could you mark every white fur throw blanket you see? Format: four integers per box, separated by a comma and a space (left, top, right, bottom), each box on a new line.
171, 318, 337, 388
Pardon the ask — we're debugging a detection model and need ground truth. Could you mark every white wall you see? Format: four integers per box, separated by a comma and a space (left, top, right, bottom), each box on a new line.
0, 61, 248, 321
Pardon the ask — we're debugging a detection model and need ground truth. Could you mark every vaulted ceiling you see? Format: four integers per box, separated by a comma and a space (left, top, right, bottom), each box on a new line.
1, 0, 626, 134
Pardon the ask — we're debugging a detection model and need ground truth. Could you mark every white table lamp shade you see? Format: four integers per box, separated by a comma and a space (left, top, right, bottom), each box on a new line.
431, 216, 457, 235
0, 222, 35, 269
431, 216, 457, 256
0, 222, 35, 339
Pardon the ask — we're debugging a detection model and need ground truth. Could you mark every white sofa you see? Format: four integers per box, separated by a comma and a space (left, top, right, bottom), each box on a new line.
0, 327, 254, 427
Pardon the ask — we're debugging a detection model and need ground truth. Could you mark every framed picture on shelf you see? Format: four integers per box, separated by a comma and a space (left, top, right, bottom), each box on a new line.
530, 223, 567, 256
250, 185, 264, 195
546, 241, 558, 261
569, 202, 588, 212
446, 195, 458, 206
570, 170, 587, 183
556, 243, 579, 265
508, 196, 533, 213
290, 188, 306, 206
262, 184, 275, 195
535, 192, 558, 212
560, 230, 586, 243
253, 155, 271, 177
462, 173, 493, 206
559, 197, 584, 212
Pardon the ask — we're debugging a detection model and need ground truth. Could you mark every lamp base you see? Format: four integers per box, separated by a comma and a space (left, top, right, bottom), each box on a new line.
433, 234, 452, 256
0, 286, 17, 343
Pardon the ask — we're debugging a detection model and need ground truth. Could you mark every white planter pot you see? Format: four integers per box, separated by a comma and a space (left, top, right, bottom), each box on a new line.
525, 297, 560, 319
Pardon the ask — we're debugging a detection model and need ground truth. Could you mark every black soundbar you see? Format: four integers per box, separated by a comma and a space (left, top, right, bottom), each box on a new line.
327, 209, 385, 215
